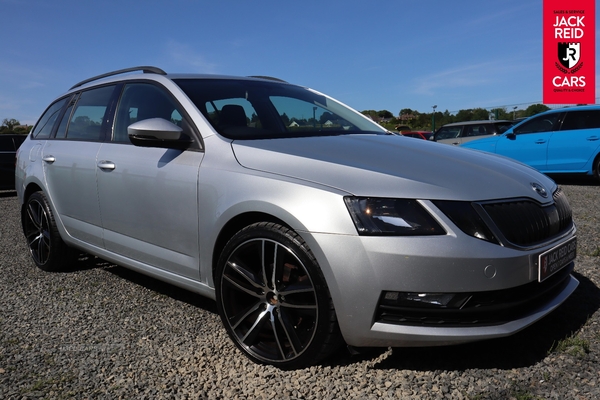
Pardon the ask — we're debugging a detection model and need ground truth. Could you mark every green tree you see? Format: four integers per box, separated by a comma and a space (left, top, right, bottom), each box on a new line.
523, 104, 551, 117
1, 118, 20, 133
319, 112, 333, 124
377, 110, 393, 119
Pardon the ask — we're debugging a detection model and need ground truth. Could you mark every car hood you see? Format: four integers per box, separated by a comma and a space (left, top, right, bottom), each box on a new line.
231, 135, 555, 201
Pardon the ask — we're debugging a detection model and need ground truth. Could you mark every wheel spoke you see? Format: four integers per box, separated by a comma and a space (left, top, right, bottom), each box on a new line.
230, 300, 264, 331
275, 308, 302, 357
241, 308, 270, 345
224, 261, 265, 294
27, 203, 42, 230
25, 199, 51, 265
270, 310, 288, 359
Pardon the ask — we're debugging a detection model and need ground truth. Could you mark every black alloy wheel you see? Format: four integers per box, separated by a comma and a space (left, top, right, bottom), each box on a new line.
22, 191, 71, 271
216, 222, 341, 369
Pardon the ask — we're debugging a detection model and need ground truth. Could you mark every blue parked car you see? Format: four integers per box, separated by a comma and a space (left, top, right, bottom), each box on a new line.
461, 106, 600, 180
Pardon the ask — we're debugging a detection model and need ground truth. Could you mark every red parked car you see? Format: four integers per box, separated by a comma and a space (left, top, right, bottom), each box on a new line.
400, 131, 433, 140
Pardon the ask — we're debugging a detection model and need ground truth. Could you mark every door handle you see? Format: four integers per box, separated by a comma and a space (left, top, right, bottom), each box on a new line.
586, 136, 599, 141
534, 140, 546, 144
42, 156, 55, 163
97, 161, 116, 170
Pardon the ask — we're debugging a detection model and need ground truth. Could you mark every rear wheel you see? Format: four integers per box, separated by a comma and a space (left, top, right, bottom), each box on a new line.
594, 155, 600, 182
22, 191, 73, 272
215, 222, 342, 369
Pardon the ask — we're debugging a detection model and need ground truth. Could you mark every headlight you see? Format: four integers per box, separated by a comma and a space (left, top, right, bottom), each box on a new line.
433, 200, 499, 244
344, 197, 445, 236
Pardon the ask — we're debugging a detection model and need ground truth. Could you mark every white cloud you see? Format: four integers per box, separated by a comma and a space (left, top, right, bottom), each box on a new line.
164, 41, 218, 73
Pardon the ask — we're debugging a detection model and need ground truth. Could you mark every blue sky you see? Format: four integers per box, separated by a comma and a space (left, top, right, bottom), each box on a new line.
1, 0, 597, 125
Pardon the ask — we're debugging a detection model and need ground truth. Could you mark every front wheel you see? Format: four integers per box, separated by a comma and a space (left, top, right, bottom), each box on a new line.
215, 222, 342, 369
22, 191, 73, 272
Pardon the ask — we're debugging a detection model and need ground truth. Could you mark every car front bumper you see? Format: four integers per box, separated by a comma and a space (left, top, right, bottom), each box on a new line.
303, 229, 578, 348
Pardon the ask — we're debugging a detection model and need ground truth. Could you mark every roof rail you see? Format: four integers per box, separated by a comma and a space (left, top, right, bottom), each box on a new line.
69, 66, 167, 90
248, 75, 288, 83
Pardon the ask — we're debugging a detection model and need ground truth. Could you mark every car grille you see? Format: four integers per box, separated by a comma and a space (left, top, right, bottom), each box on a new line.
376, 262, 574, 327
481, 188, 573, 247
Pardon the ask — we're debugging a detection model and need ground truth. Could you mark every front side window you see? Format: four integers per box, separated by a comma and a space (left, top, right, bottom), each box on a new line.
513, 113, 562, 135
113, 83, 185, 143
174, 79, 385, 139
30, 98, 68, 139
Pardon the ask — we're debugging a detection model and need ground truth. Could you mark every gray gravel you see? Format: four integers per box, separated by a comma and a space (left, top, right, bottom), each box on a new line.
1, 181, 599, 400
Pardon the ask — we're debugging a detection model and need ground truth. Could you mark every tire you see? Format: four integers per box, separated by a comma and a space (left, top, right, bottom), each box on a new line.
594, 155, 600, 182
22, 191, 73, 272
215, 222, 342, 369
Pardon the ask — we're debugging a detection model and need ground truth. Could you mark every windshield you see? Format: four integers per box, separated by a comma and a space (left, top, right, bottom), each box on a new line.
174, 78, 387, 139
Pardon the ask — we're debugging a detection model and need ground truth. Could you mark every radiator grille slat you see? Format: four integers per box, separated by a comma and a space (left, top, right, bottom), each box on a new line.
482, 189, 573, 246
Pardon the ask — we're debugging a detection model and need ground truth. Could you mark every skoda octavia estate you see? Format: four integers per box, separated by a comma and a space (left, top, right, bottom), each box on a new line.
16, 67, 578, 369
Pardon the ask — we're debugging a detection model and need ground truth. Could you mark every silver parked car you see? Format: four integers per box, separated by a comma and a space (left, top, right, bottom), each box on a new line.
16, 67, 578, 369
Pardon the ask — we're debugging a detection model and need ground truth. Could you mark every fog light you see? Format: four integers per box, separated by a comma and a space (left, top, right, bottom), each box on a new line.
382, 291, 471, 309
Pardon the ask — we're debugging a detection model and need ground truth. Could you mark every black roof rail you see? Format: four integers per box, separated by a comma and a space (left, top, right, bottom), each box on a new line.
69, 66, 167, 90
248, 75, 288, 83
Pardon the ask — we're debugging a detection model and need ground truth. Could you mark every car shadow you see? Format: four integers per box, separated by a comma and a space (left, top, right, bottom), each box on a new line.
550, 174, 598, 186
57, 254, 598, 371
329, 272, 599, 371
0, 190, 17, 198
63, 253, 218, 314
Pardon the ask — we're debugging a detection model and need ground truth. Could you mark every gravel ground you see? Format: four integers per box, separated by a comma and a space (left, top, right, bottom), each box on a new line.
0, 181, 599, 400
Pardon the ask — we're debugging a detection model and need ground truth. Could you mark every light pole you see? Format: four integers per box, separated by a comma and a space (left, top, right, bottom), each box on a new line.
432, 105, 437, 132
513, 106, 518, 120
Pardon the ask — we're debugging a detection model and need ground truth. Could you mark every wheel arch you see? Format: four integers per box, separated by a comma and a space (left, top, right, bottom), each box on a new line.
211, 211, 291, 277
20, 183, 44, 231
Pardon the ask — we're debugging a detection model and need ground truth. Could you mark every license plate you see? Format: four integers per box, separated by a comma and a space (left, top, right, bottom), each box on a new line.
538, 237, 577, 282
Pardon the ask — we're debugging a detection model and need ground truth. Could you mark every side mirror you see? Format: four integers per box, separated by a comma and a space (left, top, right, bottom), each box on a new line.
505, 132, 516, 139
128, 118, 194, 149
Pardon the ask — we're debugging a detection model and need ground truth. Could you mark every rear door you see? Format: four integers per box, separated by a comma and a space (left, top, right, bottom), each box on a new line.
546, 109, 600, 172
41, 85, 118, 247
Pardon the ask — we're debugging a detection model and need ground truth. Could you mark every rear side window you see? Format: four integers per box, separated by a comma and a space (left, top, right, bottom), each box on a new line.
463, 124, 489, 137
30, 98, 68, 139
58, 86, 116, 141
560, 110, 600, 131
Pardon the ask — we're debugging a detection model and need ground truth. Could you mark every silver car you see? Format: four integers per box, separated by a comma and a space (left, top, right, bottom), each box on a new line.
16, 67, 578, 369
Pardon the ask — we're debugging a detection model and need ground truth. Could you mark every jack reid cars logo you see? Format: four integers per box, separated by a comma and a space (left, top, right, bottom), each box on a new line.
557, 42, 582, 72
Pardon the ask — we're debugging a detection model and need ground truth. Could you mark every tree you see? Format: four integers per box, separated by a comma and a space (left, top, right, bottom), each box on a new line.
523, 104, 551, 117
1, 118, 20, 133
319, 112, 333, 124
377, 110, 393, 119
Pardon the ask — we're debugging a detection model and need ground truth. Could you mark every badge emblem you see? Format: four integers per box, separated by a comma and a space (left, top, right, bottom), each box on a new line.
531, 182, 548, 198
558, 42, 581, 70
